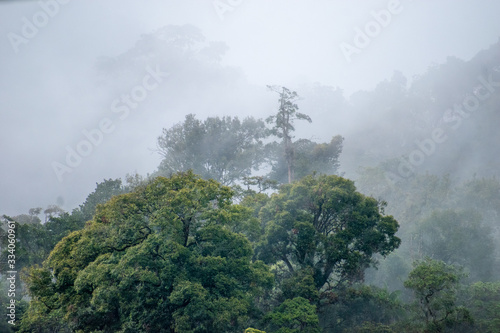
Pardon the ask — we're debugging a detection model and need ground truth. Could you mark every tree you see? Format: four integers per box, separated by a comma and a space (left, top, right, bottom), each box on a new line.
257, 174, 400, 294
20, 172, 273, 333
319, 285, 403, 332
464, 282, 500, 332
263, 297, 321, 333
10, 208, 42, 225
0, 216, 49, 271
0, 180, 128, 332
0, 180, 126, 276
266, 136, 343, 184
416, 210, 496, 282
77, 178, 124, 221
242, 176, 279, 194
404, 258, 473, 332
359, 172, 500, 292
157, 114, 267, 186
266, 86, 312, 183
42, 205, 65, 223
0, 279, 28, 333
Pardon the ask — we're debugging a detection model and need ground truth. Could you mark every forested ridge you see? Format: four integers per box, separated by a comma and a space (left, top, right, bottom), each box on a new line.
2, 31, 500, 333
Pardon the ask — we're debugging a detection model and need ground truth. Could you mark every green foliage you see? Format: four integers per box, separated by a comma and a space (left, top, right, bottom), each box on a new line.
266, 136, 344, 184
263, 297, 320, 333
157, 114, 267, 185
20, 172, 273, 333
294, 136, 343, 177
258, 174, 400, 291
10, 210, 42, 225
242, 176, 279, 194
245, 328, 266, 333
266, 86, 312, 183
42, 205, 65, 223
463, 282, 500, 332
357, 171, 454, 226
417, 210, 495, 282
457, 178, 500, 278
265, 86, 311, 140
11, 164, 499, 332
351, 322, 396, 333
239, 192, 271, 219
404, 258, 473, 332
0, 279, 29, 333
360, 172, 500, 290
78, 178, 124, 221
458, 177, 500, 213
319, 285, 403, 332
0, 179, 125, 279
156, 91, 343, 186
1, 217, 48, 270
281, 268, 319, 303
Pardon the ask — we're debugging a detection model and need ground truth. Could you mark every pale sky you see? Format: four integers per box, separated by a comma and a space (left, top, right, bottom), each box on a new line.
1, 0, 500, 215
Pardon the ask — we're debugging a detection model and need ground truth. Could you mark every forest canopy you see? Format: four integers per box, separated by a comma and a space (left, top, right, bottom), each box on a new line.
11, 171, 401, 333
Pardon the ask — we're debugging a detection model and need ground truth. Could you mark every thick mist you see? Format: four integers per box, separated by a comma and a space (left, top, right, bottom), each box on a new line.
1, 0, 499, 215
2, 2, 500, 332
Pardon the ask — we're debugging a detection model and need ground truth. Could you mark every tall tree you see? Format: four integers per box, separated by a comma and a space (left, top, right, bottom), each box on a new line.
263, 297, 321, 333
78, 178, 124, 221
20, 172, 272, 333
157, 114, 267, 186
266, 136, 343, 184
266, 86, 311, 183
257, 174, 400, 293
463, 282, 500, 332
416, 210, 495, 282
404, 258, 473, 332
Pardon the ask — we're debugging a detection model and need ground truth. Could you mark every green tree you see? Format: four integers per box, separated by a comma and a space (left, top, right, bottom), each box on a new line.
404, 258, 473, 332
20, 172, 272, 333
9, 207, 42, 225
263, 297, 321, 333
78, 178, 124, 221
351, 322, 396, 333
457, 177, 500, 278
257, 174, 400, 294
0, 276, 29, 332
157, 114, 267, 186
0, 179, 125, 275
42, 205, 65, 223
266, 86, 312, 183
266, 137, 343, 184
319, 285, 403, 332
464, 282, 500, 332
416, 210, 495, 282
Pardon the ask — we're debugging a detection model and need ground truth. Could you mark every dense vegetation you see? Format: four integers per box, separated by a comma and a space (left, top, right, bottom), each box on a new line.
2, 33, 500, 332
4, 169, 500, 332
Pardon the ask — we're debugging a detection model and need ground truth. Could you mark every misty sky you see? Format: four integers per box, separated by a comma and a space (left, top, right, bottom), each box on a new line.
1, 0, 500, 216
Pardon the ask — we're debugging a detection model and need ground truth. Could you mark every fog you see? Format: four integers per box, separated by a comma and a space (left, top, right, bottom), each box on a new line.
1, 0, 500, 215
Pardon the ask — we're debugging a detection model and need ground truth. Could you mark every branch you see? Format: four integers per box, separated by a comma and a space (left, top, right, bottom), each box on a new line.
282, 255, 295, 274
